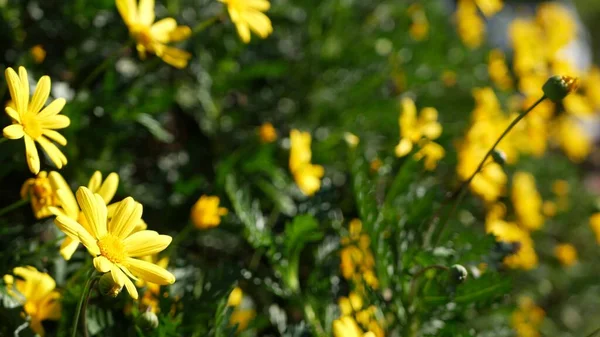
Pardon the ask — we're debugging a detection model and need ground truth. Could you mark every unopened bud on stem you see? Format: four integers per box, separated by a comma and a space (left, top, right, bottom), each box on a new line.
542, 75, 578, 102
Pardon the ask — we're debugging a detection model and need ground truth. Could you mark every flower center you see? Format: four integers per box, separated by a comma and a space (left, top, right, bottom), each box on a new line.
21, 114, 43, 139
97, 234, 126, 264
131, 24, 153, 46
32, 179, 54, 205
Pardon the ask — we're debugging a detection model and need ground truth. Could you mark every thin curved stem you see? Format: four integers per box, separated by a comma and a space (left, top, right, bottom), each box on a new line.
0, 198, 28, 217
191, 14, 223, 36
71, 270, 99, 337
429, 95, 547, 247
585, 327, 600, 337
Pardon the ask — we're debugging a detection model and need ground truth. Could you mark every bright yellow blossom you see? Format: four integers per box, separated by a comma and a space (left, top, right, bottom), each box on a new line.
455, 0, 485, 49
488, 49, 513, 90
3, 266, 61, 336
333, 316, 364, 337
2, 66, 69, 174
226, 287, 256, 332
394, 97, 442, 157
512, 172, 544, 231
414, 140, 445, 171
48, 171, 120, 260
553, 116, 591, 163
259, 122, 277, 143
511, 297, 544, 337
475, 0, 503, 17
190, 195, 228, 229
227, 287, 244, 307
20, 171, 58, 219
554, 243, 577, 266
117, 0, 192, 68
289, 129, 324, 196
219, 0, 273, 43
54, 187, 176, 299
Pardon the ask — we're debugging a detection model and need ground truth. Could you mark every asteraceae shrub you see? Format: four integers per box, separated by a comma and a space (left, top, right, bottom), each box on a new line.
2, 66, 69, 174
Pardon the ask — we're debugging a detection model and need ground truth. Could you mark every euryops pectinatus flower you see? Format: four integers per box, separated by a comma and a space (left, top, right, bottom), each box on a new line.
3, 266, 61, 336
220, 0, 273, 43
54, 187, 175, 299
117, 0, 192, 68
2, 66, 69, 174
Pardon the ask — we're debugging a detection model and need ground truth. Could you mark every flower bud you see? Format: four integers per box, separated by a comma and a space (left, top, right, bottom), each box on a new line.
136, 311, 159, 330
98, 273, 122, 298
449, 264, 468, 284
491, 149, 506, 166
542, 75, 578, 102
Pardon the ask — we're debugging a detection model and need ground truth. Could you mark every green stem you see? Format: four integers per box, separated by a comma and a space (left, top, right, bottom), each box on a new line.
585, 327, 600, 337
192, 15, 222, 35
430, 95, 547, 246
79, 43, 131, 90
0, 198, 28, 217
71, 270, 99, 337
0, 137, 8, 144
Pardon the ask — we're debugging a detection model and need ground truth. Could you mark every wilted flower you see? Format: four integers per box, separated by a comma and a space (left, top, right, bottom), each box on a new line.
54, 187, 176, 299
2, 66, 69, 174
20, 171, 58, 219
3, 266, 61, 336
289, 129, 324, 196
190, 195, 228, 229
117, 0, 192, 68
220, 0, 273, 43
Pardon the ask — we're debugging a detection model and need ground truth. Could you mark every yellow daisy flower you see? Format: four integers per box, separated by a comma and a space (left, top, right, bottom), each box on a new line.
219, 0, 273, 43
20, 171, 59, 219
2, 66, 69, 174
54, 187, 175, 299
3, 266, 61, 337
190, 195, 228, 229
117, 0, 192, 68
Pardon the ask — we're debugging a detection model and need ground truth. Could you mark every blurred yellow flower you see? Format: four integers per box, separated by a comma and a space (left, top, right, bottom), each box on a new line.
394, 97, 442, 157
554, 243, 577, 266
474, 0, 503, 17
190, 195, 228, 229
589, 213, 600, 244
536, 2, 576, 57
344, 132, 360, 148
220, 0, 273, 43
413, 140, 445, 171
455, 0, 485, 49
227, 287, 244, 307
117, 0, 192, 68
3, 266, 61, 337
49, 171, 120, 260
488, 49, 513, 90
30, 45, 46, 64
289, 129, 324, 196
20, 171, 58, 219
553, 116, 591, 163
333, 316, 364, 337
512, 172, 544, 231
140, 255, 170, 312
407, 4, 429, 41
226, 286, 256, 332
259, 122, 277, 143
2, 66, 69, 174
486, 219, 538, 270
340, 219, 378, 289
511, 296, 544, 337
54, 187, 175, 299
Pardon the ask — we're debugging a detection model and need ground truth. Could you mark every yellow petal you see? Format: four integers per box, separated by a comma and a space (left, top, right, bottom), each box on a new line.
59, 237, 79, 260
37, 137, 67, 169
3, 124, 24, 139
87, 171, 102, 193
247, 0, 270, 11
97, 172, 119, 204
123, 270, 139, 299
157, 45, 191, 69
94, 256, 113, 273
37, 98, 66, 119
109, 197, 143, 239
138, 0, 155, 26
76, 187, 108, 239
150, 18, 177, 43
5, 67, 26, 115
123, 230, 172, 257
50, 174, 79, 219
30, 76, 50, 115
125, 257, 176, 285
169, 26, 192, 42
116, 0, 138, 26
5, 106, 20, 123
54, 215, 100, 256
39, 114, 70, 129
41, 130, 67, 146
235, 21, 252, 43
395, 138, 413, 157
24, 135, 40, 174
242, 10, 273, 38
18, 67, 29, 115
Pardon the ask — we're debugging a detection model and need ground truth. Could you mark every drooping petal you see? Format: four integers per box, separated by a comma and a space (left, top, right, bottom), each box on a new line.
110, 264, 126, 287
116, 0, 137, 26
109, 197, 143, 239
54, 215, 100, 255
243, 10, 273, 38
169, 26, 192, 42
94, 256, 113, 273
39, 114, 70, 129
76, 187, 108, 239
29, 76, 50, 115
150, 18, 177, 43
24, 135, 40, 174
5, 106, 21, 123
18, 67, 29, 116
5, 68, 26, 115
112, 266, 138, 299
3, 124, 24, 139
235, 21, 252, 43
87, 171, 102, 193
247, 0, 270, 11
37, 98, 66, 119
41, 130, 67, 146
123, 230, 172, 257
37, 137, 67, 169
59, 237, 80, 260
97, 173, 119, 204
125, 257, 176, 285
157, 45, 191, 69
138, 0, 155, 26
